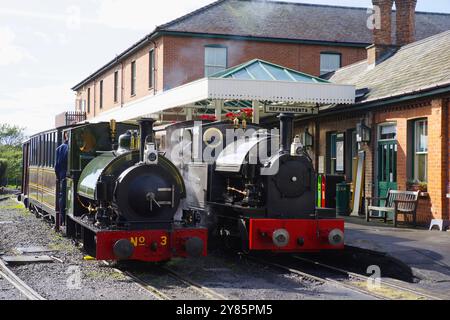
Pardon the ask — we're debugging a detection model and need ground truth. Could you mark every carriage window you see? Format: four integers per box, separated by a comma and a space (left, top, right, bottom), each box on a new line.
52, 132, 56, 167
34, 138, 37, 165
43, 134, 47, 166
30, 139, 33, 165
46, 134, 50, 167
33, 138, 35, 165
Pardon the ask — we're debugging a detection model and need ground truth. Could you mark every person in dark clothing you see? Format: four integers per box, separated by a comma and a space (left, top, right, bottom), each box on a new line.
55, 132, 69, 226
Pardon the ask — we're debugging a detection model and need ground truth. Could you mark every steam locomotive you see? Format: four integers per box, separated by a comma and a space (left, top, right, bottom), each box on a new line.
19, 119, 207, 262
161, 114, 344, 252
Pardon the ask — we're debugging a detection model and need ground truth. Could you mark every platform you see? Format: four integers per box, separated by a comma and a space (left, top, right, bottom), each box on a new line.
344, 216, 450, 296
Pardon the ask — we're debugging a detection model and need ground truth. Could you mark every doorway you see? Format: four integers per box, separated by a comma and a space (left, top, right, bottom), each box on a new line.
377, 123, 398, 206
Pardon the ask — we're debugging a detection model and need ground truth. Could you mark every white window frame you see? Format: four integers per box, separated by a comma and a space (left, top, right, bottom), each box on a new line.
413, 119, 428, 182
204, 46, 227, 77
320, 53, 341, 76
131, 61, 136, 96
378, 122, 397, 141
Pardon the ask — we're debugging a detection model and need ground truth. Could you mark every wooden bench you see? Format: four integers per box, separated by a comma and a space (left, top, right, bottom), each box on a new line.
366, 190, 420, 227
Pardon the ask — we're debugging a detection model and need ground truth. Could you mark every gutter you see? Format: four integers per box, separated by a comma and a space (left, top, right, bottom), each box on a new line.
294, 83, 450, 121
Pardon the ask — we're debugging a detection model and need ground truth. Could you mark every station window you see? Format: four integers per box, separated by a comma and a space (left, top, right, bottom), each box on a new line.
149, 49, 155, 89
114, 71, 119, 103
131, 61, 136, 96
320, 53, 341, 76
99, 80, 104, 109
87, 88, 91, 113
327, 132, 345, 174
413, 119, 428, 182
205, 46, 227, 77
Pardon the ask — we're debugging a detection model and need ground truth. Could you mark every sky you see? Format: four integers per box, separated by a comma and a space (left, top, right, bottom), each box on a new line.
1, 0, 449, 136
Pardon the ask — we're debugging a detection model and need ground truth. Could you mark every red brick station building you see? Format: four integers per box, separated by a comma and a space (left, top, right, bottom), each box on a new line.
71, 0, 450, 228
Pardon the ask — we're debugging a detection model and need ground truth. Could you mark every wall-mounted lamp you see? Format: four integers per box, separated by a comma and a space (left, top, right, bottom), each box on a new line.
356, 119, 371, 144
303, 127, 314, 148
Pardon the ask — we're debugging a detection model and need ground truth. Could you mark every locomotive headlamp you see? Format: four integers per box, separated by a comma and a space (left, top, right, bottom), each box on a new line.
144, 142, 158, 165
291, 135, 303, 156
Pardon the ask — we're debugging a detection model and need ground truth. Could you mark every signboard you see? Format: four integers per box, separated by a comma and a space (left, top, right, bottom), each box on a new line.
264, 105, 318, 115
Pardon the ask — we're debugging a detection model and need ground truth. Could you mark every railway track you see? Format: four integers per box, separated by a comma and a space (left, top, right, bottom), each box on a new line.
248, 254, 442, 300
0, 196, 12, 202
0, 259, 46, 300
104, 261, 227, 300
292, 255, 443, 300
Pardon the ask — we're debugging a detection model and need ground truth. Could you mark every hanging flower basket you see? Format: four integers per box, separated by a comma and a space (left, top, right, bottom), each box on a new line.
199, 115, 217, 121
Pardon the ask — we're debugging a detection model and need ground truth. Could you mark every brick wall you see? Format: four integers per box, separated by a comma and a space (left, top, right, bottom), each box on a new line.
446, 97, 450, 220
295, 111, 373, 200
296, 96, 449, 225
78, 39, 163, 119
375, 98, 447, 224
78, 35, 367, 118
162, 35, 367, 90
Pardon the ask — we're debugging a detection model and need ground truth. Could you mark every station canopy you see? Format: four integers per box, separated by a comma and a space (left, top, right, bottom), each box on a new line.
89, 59, 355, 124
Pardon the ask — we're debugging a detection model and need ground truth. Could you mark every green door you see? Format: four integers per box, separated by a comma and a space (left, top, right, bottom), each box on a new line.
377, 140, 398, 207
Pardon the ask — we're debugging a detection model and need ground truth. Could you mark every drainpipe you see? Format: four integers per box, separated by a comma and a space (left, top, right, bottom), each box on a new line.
370, 111, 376, 200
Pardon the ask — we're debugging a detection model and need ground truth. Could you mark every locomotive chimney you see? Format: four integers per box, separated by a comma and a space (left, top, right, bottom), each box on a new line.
279, 113, 294, 153
137, 118, 156, 162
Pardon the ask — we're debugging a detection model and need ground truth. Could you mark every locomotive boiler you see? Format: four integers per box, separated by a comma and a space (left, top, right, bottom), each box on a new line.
163, 114, 344, 253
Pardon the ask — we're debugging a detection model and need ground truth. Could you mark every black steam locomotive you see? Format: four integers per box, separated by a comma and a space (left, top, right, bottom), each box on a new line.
161, 114, 344, 252
20, 119, 207, 262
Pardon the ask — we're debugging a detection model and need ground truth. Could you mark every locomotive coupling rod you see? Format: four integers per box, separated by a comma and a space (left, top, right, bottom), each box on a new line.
227, 187, 247, 196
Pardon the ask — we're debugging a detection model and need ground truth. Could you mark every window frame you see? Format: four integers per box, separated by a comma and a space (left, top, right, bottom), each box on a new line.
326, 132, 345, 175
87, 88, 91, 113
320, 52, 342, 76
99, 80, 104, 109
149, 49, 155, 89
204, 45, 228, 77
114, 71, 119, 103
131, 61, 136, 96
413, 119, 428, 182
378, 122, 397, 141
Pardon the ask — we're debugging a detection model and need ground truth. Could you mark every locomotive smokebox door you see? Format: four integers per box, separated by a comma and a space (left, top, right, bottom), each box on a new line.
113, 157, 186, 227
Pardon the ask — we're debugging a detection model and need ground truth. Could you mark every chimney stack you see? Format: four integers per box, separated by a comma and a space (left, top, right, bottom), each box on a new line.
368, 0, 417, 66
395, 0, 417, 46
372, 0, 394, 46
368, 0, 395, 66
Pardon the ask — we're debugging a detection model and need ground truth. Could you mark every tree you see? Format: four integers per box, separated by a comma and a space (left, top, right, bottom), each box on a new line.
0, 159, 7, 186
0, 124, 25, 147
0, 124, 26, 187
